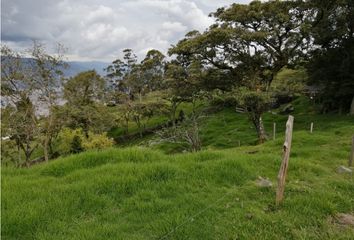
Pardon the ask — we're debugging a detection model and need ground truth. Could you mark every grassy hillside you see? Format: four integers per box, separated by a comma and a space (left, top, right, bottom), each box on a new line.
2, 100, 354, 239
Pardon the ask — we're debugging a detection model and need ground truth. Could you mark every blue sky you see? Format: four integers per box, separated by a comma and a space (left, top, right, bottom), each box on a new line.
2, 0, 251, 62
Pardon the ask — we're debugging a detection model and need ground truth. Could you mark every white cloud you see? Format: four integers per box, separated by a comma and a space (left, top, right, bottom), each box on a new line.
1, 0, 251, 62
162, 21, 187, 32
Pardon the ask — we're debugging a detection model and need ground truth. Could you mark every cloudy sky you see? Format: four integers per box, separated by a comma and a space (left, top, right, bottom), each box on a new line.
2, 0, 250, 62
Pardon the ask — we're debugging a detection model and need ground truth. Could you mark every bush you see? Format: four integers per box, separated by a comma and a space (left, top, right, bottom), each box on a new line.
56, 128, 114, 156
56, 128, 85, 155
82, 132, 114, 150
70, 135, 83, 154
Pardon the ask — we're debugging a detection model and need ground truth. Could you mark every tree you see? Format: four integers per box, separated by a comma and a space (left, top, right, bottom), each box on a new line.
105, 49, 138, 102
106, 49, 167, 103
30, 41, 68, 162
162, 59, 205, 125
1, 43, 68, 163
169, 0, 313, 143
1, 45, 39, 165
307, 0, 354, 113
155, 114, 202, 152
235, 88, 274, 143
141, 49, 166, 91
63, 70, 114, 136
2, 100, 39, 167
64, 70, 104, 105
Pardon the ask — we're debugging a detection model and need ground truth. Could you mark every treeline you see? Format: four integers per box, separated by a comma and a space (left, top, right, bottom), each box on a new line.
1, 0, 354, 166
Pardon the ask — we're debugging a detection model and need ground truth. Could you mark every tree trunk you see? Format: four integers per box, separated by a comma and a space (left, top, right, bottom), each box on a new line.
17, 144, 21, 168
43, 114, 53, 162
49, 140, 54, 156
25, 146, 31, 168
252, 114, 267, 144
43, 138, 49, 162
350, 96, 354, 115
171, 103, 177, 128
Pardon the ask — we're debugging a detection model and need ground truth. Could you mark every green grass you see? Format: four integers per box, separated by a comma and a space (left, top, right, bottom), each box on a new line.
2, 107, 354, 239
132, 97, 353, 154
107, 100, 206, 142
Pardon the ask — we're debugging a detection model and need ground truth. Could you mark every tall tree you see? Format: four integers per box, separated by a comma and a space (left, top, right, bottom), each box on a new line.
141, 49, 166, 91
1, 45, 39, 165
307, 0, 354, 113
30, 41, 67, 162
169, 0, 313, 142
163, 60, 204, 125
63, 70, 114, 136
105, 49, 137, 102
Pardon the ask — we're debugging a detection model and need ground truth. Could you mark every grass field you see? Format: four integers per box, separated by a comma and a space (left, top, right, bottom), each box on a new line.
2, 99, 354, 239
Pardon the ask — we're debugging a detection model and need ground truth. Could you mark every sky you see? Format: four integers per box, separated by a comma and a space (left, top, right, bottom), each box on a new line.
1, 0, 251, 62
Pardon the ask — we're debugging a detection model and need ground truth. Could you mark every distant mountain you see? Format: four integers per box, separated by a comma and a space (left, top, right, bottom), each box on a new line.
65, 61, 108, 77
2, 56, 109, 77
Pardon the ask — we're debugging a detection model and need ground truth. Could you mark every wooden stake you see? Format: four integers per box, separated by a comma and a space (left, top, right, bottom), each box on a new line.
276, 115, 294, 206
310, 122, 313, 133
349, 136, 354, 167
273, 122, 276, 140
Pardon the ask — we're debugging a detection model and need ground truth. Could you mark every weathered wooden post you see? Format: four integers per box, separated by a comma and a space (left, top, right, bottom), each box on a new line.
276, 115, 294, 206
349, 136, 354, 167
273, 122, 276, 140
310, 122, 313, 133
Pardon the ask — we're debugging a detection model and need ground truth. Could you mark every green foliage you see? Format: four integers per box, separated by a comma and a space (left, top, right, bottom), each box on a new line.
306, 0, 354, 113
106, 49, 166, 103
1, 139, 18, 167
168, 0, 314, 143
82, 132, 114, 150
74, 104, 116, 134
271, 67, 307, 97
235, 88, 273, 113
234, 88, 274, 143
56, 128, 85, 155
209, 90, 238, 108
62, 71, 115, 134
64, 70, 105, 105
2, 115, 354, 239
70, 135, 83, 154
56, 128, 114, 156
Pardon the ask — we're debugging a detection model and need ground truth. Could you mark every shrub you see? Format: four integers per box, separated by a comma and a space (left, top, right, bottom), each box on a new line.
82, 132, 114, 150
56, 128, 114, 156
56, 128, 85, 155
70, 135, 83, 154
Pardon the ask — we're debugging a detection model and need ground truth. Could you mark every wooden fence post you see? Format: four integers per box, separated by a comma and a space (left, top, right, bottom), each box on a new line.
349, 136, 354, 167
276, 115, 294, 206
310, 122, 313, 133
273, 122, 276, 140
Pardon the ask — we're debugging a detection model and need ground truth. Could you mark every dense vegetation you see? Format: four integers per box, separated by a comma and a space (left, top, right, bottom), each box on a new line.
2, 0, 354, 166
2, 101, 354, 239
1, 0, 354, 239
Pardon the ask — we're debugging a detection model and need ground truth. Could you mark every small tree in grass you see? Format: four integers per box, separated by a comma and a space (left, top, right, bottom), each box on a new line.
154, 114, 202, 152
235, 88, 274, 143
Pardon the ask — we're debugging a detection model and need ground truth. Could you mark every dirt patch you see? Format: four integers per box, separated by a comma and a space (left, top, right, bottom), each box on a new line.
329, 213, 354, 228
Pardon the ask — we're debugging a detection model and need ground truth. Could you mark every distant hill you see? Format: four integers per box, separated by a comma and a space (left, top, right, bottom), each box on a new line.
2, 57, 109, 77
66, 61, 108, 77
